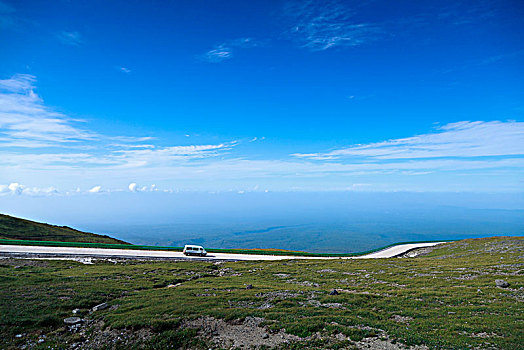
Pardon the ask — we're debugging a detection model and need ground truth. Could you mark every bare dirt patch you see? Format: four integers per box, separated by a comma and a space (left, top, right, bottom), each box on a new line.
183, 316, 301, 349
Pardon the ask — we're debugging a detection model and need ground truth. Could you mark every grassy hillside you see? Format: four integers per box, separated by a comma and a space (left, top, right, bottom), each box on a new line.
0, 214, 128, 244
0, 236, 522, 349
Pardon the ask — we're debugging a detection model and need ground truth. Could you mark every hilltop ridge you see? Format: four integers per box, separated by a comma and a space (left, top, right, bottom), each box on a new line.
0, 213, 128, 244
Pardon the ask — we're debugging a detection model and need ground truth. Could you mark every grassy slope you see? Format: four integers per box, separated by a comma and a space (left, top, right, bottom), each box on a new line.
0, 236, 522, 349
0, 213, 128, 244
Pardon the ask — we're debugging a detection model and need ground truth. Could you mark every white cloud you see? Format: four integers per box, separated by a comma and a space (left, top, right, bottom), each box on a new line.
200, 38, 259, 63
8, 182, 22, 194
0, 142, 237, 170
110, 136, 154, 143
2, 155, 523, 194
0, 74, 237, 169
89, 185, 102, 193
1, 74, 522, 194
112, 143, 236, 165
57, 31, 83, 46
202, 46, 233, 62
118, 67, 131, 73
0, 74, 97, 147
283, 0, 381, 51
0, 182, 59, 196
128, 182, 159, 193
0, 73, 34, 92
22, 186, 59, 196
293, 121, 524, 160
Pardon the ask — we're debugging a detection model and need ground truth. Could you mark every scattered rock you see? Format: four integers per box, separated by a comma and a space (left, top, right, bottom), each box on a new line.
218, 268, 242, 277
246, 284, 254, 290
356, 336, 429, 350
64, 317, 82, 325
287, 280, 320, 287
72, 308, 80, 314
228, 299, 253, 308
257, 303, 273, 310
322, 302, 344, 309
335, 333, 347, 341
470, 332, 501, 338
495, 280, 510, 288
317, 269, 337, 273
262, 333, 269, 339
76, 320, 153, 348
92, 302, 109, 312
255, 290, 303, 301
273, 273, 290, 278
329, 289, 339, 295
390, 315, 413, 324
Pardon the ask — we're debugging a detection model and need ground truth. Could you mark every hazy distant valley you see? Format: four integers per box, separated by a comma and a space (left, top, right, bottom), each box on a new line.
85, 205, 524, 253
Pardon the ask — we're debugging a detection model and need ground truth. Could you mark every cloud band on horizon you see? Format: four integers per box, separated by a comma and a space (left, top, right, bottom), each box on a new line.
0, 74, 523, 195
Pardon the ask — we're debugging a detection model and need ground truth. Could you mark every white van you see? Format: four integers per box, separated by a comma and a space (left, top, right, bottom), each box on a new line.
183, 245, 207, 257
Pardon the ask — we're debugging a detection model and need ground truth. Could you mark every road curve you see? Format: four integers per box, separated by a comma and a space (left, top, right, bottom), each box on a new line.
0, 242, 445, 261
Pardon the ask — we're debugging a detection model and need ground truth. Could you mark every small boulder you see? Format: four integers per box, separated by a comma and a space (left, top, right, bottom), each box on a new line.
246, 284, 254, 290
329, 289, 339, 295
262, 333, 269, 339
92, 302, 109, 312
64, 317, 82, 325
495, 280, 510, 288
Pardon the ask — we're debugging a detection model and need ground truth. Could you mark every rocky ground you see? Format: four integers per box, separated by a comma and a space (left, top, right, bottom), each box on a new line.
1, 237, 523, 349
16, 313, 430, 350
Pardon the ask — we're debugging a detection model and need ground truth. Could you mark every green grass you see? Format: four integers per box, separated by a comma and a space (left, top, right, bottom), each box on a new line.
0, 213, 128, 244
1, 236, 522, 349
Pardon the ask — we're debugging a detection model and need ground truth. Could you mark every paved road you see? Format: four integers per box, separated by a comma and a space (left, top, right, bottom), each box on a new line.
0, 242, 445, 261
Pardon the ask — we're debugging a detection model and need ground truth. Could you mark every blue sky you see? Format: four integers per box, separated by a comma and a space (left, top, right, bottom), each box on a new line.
0, 0, 523, 198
